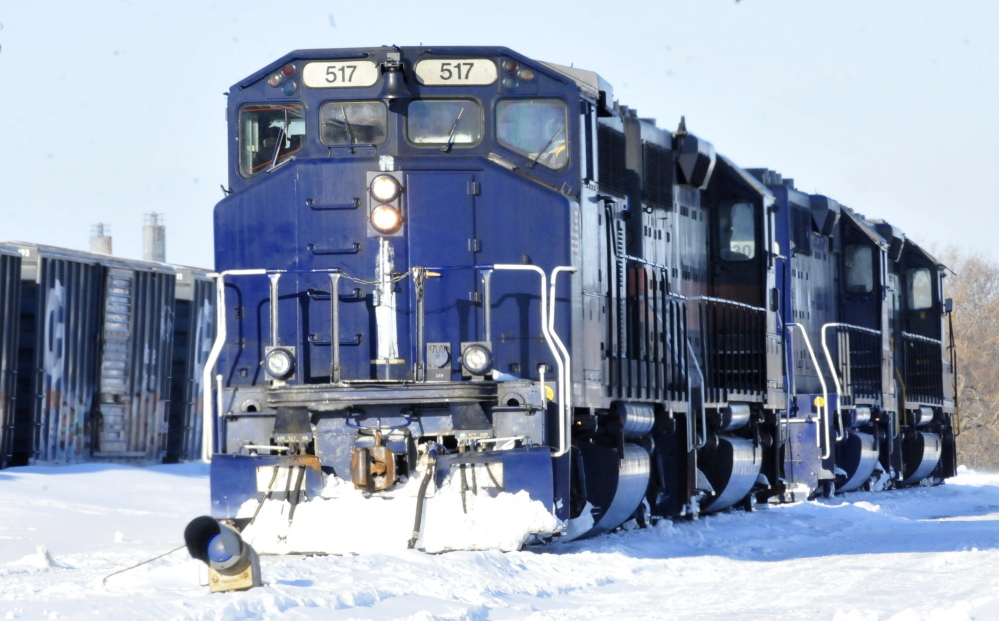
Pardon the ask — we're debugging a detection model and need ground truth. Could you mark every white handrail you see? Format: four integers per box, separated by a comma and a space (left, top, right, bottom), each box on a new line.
820, 323, 846, 442
493, 264, 568, 457
787, 324, 831, 459
201, 268, 270, 462
548, 266, 576, 458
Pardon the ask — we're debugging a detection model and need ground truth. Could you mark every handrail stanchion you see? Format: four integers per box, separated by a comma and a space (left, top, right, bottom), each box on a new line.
481, 269, 493, 345
329, 272, 342, 384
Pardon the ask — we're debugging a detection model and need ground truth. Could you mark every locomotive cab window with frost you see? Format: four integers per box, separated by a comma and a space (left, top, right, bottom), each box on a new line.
406, 100, 481, 146
908, 267, 933, 310
718, 202, 756, 261
319, 101, 387, 146
495, 99, 569, 170
238, 103, 306, 177
844, 245, 874, 294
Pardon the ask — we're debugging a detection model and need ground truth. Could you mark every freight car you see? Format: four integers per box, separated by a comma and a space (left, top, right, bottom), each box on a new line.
0, 244, 215, 466
202, 46, 957, 553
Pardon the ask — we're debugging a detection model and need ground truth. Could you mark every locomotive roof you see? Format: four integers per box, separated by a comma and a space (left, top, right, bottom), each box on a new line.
839, 209, 890, 250
232, 46, 611, 102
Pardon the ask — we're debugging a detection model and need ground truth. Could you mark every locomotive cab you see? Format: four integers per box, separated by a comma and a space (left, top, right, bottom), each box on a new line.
886, 232, 957, 485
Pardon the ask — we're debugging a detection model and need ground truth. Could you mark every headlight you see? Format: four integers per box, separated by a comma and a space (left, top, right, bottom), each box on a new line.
370, 175, 401, 202
461, 344, 493, 376
265, 348, 294, 379
370, 205, 403, 234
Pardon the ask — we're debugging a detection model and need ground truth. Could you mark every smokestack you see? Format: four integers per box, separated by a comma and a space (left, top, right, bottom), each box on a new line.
143, 212, 166, 263
90, 223, 112, 255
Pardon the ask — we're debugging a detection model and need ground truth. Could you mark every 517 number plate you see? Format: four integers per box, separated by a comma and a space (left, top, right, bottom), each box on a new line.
415, 59, 497, 86
302, 61, 379, 88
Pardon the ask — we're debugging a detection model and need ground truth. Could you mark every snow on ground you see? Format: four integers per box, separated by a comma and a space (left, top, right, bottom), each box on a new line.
3, 464, 999, 620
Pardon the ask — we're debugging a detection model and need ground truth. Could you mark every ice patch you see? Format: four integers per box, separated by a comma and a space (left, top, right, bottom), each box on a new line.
852, 501, 881, 513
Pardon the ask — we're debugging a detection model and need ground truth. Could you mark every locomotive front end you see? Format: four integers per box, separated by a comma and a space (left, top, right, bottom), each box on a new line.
207, 47, 579, 553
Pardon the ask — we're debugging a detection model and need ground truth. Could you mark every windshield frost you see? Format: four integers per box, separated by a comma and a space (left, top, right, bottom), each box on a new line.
407, 100, 481, 146
496, 99, 568, 169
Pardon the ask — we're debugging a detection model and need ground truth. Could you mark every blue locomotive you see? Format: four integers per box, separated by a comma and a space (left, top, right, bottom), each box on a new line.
204, 46, 957, 553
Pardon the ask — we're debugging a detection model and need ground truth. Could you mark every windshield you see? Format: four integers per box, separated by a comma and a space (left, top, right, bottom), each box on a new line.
238, 103, 305, 177
407, 100, 481, 146
320, 101, 387, 146
496, 99, 568, 169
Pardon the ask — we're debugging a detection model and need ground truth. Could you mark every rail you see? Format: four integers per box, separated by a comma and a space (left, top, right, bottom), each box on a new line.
609, 261, 687, 402
900, 331, 944, 405
820, 322, 883, 441
200, 264, 574, 462
689, 296, 766, 404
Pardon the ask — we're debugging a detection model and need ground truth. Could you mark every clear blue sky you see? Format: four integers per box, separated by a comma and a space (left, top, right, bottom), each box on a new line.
0, 1, 994, 268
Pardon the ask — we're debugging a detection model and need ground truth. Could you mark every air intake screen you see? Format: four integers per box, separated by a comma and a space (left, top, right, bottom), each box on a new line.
642, 142, 673, 209
791, 205, 812, 256
598, 125, 627, 196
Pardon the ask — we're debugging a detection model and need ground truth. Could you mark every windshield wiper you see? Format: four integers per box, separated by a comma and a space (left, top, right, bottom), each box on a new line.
529, 127, 563, 169
341, 105, 356, 154
268, 111, 290, 171
440, 107, 465, 153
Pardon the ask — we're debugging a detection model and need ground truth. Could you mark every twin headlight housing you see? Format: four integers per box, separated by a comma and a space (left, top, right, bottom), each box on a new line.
368, 173, 404, 236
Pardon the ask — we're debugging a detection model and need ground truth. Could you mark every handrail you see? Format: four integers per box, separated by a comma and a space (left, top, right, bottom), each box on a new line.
202, 264, 573, 460
687, 338, 708, 450
787, 323, 831, 459
201, 267, 343, 462
548, 266, 576, 458
820, 322, 882, 442
685, 295, 767, 313
900, 331, 942, 345
493, 264, 570, 457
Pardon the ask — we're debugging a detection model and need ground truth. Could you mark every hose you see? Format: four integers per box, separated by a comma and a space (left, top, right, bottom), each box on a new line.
407, 451, 438, 550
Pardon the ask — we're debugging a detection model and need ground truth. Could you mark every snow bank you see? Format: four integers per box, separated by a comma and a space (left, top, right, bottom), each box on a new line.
2, 464, 999, 619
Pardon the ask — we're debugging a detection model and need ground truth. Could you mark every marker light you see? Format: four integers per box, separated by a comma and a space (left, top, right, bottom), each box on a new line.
502, 78, 518, 91
282, 63, 296, 77
461, 344, 493, 376
370, 175, 402, 202
265, 348, 294, 379
267, 72, 283, 87
502, 59, 519, 73
370, 205, 403, 234
517, 68, 535, 81
282, 80, 298, 95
